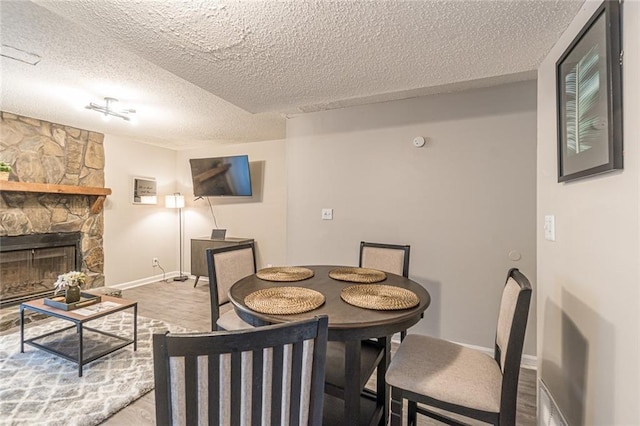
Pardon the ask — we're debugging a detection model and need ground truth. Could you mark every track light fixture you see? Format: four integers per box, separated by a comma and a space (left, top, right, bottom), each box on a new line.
85, 97, 136, 121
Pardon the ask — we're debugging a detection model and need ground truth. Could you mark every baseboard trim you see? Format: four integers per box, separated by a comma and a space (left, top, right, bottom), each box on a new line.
110, 271, 183, 290
390, 335, 537, 369
458, 341, 537, 369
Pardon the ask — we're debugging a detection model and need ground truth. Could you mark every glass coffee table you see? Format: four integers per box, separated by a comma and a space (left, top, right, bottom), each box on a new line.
20, 295, 137, 377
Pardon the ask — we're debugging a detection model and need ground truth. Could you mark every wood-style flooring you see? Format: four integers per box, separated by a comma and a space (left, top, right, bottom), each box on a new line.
101, 279, 537, 425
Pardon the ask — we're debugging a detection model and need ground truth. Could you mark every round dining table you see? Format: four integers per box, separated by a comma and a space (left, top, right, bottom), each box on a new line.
228, 265, 431, 426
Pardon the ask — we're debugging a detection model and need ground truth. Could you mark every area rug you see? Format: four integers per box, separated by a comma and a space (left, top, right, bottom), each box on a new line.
0, 312, 188, 426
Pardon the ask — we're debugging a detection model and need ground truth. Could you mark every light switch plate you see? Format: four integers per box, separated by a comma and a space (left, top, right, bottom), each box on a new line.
544, 215, 556, 241
321, 208, 333, 220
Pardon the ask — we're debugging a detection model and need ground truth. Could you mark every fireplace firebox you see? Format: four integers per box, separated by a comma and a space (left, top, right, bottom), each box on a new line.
0, 232, 82, 308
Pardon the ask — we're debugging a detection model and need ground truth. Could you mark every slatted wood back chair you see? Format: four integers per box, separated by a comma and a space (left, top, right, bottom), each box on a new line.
386, 268, 532, 426
153, 316, 329, 426
206, 243, 256, 331
359, 241, 410, 278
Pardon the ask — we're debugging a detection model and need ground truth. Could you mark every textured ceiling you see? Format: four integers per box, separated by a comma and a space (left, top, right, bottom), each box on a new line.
0, 0, 584, 149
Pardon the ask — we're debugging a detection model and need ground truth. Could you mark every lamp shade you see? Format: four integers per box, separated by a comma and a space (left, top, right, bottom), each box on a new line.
165, 194, 185, 209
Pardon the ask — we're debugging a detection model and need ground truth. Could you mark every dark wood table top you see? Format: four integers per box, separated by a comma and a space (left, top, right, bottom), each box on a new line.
229, 265, 431, 341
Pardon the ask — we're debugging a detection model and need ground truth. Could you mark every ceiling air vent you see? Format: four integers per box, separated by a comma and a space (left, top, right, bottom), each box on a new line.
538, 379, 568, 426
1, 44, 41, 65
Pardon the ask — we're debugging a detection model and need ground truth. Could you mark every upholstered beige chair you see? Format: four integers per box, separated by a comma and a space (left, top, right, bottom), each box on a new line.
153, 316, 329, 426
385, 268, 532, 426
322, 242, 412, 419
359, 241, 410, 278
206, 243, 256, 331
360, 241, 411, 341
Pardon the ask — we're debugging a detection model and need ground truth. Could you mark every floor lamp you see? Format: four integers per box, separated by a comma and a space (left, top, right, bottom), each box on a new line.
166, 193, 188, 282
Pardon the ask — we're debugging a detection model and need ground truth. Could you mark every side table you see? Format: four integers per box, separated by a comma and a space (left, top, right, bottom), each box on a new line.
190, 236, 254, 286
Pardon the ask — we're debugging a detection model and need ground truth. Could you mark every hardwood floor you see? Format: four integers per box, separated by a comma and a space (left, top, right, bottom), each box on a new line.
101, 279, 537, 425
100, 279, 212, 426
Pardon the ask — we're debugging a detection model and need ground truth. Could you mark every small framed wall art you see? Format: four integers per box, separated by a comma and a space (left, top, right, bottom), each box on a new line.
556, 0, 623, 182
132, 176, 157, 205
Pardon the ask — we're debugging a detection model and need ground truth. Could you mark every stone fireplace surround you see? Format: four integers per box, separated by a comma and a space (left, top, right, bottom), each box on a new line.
0, 111, 108, 330
0, 232, 82, 307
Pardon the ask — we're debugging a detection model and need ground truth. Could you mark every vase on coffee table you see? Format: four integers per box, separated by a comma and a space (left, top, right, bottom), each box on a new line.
65, 286, 81, 303
54, 271, 86, 304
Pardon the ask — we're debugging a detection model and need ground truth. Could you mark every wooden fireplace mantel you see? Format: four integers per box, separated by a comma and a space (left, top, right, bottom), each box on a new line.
0, 181, 112, 213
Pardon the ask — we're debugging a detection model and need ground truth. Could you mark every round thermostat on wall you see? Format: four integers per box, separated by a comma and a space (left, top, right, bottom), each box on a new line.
413, 136, 426, 147
508, 250, 522, 261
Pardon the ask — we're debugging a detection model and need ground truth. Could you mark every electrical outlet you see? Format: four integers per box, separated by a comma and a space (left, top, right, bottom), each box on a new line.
152, 257, 159, 267
321, 208, 333, 220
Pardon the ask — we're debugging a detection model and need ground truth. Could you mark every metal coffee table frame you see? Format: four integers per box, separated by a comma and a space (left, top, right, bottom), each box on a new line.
20, 295, 137, 377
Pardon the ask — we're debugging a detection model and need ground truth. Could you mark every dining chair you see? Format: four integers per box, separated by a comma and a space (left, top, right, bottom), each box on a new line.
153, 315, 329, 426
385, 268, 532, 426
360, 241, 411, 341
359, 241, 410, 278
322, 240, 413, 422
206, 242, 256, 331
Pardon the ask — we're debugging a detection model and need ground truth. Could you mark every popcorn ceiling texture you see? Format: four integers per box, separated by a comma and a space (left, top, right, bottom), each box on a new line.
3, 1, 584, 148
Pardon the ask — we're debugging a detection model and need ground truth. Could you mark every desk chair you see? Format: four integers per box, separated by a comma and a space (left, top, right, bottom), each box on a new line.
386, 268, 532, 426
206, 243, 256, 331
153, 316, 329, 426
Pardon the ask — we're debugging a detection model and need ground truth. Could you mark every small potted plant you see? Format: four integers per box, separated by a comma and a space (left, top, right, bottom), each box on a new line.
0, 161, 11, 181
54, 271, 87, 303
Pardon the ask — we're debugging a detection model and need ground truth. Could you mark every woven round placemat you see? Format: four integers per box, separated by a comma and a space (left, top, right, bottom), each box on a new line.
341, 284, 419, 310
328, 267, 386, 283
256, 266, 314, 282
245, 287, 325, 315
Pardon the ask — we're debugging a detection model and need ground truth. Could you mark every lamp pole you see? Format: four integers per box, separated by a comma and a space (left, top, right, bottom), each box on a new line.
175, 204, 187, 281
166, 193, 188, 282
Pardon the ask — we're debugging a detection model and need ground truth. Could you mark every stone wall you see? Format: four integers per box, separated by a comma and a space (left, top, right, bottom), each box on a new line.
0, 111, 106, 290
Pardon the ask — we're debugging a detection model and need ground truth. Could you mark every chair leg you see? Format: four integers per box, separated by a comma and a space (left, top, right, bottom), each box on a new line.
400, 330, 407, 341
390, 386, 403, 426
376, 336, 391, 425
193, 276, 200, 287
407, 400, 418, 426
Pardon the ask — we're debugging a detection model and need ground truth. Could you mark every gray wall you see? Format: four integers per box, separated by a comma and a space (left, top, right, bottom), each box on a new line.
102, 135, 288, 287
103, 134, 178, 285
286, 81, 537, 355
176, 139, 288, 271
537, 1, 640, 423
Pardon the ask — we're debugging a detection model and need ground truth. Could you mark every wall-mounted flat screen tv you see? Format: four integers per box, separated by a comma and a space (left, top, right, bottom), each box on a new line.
189, 155, 252, 197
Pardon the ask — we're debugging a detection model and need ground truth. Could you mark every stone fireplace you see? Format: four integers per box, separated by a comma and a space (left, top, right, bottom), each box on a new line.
0, 112, 108, 328
0, 232, 82, 307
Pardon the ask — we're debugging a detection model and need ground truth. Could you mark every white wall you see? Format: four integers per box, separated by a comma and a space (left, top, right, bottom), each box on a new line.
176, 139, 287, 271
103, 135, 179, 285
537, 1, 640, 424
286, 81, 537, 355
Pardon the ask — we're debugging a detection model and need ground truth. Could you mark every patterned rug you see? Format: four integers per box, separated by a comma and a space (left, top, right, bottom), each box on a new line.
0, 312, 188, 426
